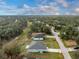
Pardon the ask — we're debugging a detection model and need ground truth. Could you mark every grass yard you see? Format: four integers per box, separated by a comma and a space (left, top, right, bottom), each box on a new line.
27, 52, 64, 59
69, 50, 79, 59
69, 52, 77, 59
43, 38, 60, 48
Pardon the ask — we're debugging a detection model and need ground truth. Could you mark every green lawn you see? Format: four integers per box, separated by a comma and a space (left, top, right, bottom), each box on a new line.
69, 52, 76, 59
69, 51, 79, 59
27, 52, 64, 59
43, 38, 60, 48
62, 40, 68, 47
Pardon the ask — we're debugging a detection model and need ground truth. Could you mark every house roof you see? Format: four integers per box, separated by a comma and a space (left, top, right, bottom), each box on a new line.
34, 33, 45, 38
28, 41, 47, 50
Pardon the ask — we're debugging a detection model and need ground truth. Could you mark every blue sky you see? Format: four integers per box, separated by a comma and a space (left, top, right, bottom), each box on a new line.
0, 0, 79, 15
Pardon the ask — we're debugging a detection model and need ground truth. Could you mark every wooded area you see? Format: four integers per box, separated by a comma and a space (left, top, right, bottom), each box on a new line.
0, 16, 27, 46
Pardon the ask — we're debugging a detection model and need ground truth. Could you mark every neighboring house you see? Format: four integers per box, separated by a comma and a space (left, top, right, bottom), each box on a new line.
32, 33, 45, 41
27, 41, 47, 53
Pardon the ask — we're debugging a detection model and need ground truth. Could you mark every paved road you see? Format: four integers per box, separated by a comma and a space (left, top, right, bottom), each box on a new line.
51, 27, 72, 59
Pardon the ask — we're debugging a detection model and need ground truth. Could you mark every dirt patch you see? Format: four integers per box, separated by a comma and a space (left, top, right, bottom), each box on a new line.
64, 40, 77, 47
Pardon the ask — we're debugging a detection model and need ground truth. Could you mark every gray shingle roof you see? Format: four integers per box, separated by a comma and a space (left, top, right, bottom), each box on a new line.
28, 41, 46, 50
34, 33, 45, 38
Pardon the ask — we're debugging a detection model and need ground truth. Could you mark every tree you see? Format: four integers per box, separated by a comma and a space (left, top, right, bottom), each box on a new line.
4, 46, 21, 59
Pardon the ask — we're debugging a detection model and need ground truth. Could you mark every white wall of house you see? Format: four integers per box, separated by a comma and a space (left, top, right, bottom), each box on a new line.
32, 37, 44, 40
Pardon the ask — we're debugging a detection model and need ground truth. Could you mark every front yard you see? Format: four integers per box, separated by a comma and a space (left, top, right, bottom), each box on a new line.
69, 50, 79, 59
26, 52, 64, 59
43, 38, 60, 48
69, 52, 77, 59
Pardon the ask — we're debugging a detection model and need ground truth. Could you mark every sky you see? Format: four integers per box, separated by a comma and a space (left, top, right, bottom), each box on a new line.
0, 0, 79, 15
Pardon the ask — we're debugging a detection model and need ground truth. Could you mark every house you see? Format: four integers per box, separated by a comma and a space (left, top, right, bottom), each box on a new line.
32, 33, 45, 41
27, 41, 47, 53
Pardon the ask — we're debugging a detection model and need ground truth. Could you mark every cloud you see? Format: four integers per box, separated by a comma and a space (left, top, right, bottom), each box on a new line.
71, 7, 79, 15
38, 5, 59, 13
0, 0, 79, 15
56, 0, 69, 8
23, 4, 60, 15
75, 8, 79, 13
0, 0, 60, 15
